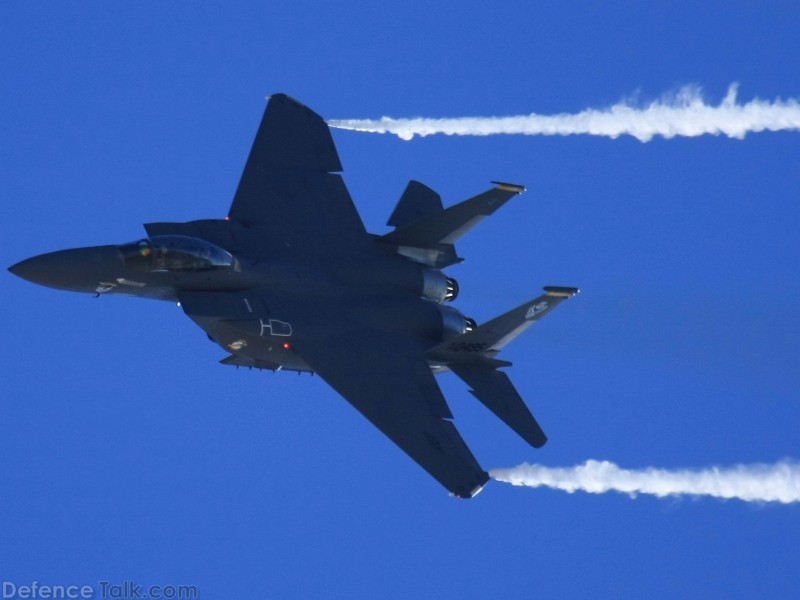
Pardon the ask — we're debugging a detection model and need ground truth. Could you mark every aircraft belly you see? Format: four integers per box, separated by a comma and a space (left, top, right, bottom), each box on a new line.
212, 321, 312, 372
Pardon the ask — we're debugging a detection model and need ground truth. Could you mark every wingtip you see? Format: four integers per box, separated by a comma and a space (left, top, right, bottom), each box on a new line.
451, 479, 489, 499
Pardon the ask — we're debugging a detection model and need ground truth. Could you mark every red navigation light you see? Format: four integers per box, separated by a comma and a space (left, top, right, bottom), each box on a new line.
283, 342, 291, 350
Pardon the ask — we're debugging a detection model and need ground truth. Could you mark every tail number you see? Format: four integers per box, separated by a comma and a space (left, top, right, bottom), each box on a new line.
525, 301, 549, 320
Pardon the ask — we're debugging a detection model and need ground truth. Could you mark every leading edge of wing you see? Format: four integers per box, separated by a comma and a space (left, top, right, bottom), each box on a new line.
295, 330, 489, 498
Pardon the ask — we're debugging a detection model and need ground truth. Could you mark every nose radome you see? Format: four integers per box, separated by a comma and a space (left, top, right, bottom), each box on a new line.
9, 246, 121, 293
9, 254, 56, 286
8, 259, 32, 280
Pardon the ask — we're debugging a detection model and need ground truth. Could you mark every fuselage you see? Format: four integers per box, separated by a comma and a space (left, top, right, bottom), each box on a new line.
9, 233, 473, 373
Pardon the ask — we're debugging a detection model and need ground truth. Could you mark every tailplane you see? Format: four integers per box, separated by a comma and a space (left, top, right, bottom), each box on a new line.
450, 363, 548, 448
387, 180, 443, 228
428, 286, 578, 449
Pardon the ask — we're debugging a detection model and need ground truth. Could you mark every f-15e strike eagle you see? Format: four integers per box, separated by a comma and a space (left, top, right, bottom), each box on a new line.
9, 94, 578, 498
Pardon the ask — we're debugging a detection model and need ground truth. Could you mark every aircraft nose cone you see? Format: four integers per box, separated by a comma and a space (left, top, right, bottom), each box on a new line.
9, 254, 55, 285
8, 258, 33, 280
9, 246, 121, 293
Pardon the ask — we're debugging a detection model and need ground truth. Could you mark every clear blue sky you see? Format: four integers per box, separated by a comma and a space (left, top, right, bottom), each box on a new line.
2, 2, 799, 598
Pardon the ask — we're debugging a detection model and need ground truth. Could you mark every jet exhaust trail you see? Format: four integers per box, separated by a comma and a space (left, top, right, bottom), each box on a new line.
490, 460, 800, 504
329, 84, 800, 142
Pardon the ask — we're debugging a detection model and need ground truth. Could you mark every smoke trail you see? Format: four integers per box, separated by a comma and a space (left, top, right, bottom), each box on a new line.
329, 84, 800, 142
490, 459, 800, 504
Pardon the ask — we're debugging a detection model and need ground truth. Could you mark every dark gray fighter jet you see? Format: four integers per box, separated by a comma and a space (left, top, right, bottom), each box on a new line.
9, 94, 578, 498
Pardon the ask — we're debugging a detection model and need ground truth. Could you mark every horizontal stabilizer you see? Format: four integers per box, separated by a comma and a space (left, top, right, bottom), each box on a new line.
450, 364, 547, 448
387, 181, 443, 228
381, 182, 525, 267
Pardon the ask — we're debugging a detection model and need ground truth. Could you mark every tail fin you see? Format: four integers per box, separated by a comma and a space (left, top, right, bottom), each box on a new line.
381, 181, 525, 268
427, 286, 578, 449
427, 286, 579, 362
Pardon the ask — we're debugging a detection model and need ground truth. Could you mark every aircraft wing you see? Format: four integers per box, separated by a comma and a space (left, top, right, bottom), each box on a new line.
227, 94, 367, 252
294, 328, 490, 498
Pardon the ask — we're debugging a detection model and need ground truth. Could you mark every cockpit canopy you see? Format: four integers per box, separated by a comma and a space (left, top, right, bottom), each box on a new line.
120, 235, 239, 273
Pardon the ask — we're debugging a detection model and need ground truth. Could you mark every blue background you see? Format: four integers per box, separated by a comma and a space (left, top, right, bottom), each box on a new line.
2, 2, 799, 598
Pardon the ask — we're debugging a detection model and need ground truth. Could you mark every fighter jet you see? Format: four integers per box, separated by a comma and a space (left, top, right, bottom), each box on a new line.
9, 94, 578, 498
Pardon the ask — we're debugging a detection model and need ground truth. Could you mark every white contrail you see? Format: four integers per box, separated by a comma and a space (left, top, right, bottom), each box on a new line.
490, 459, 800, 504
329, 84, 800, 142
